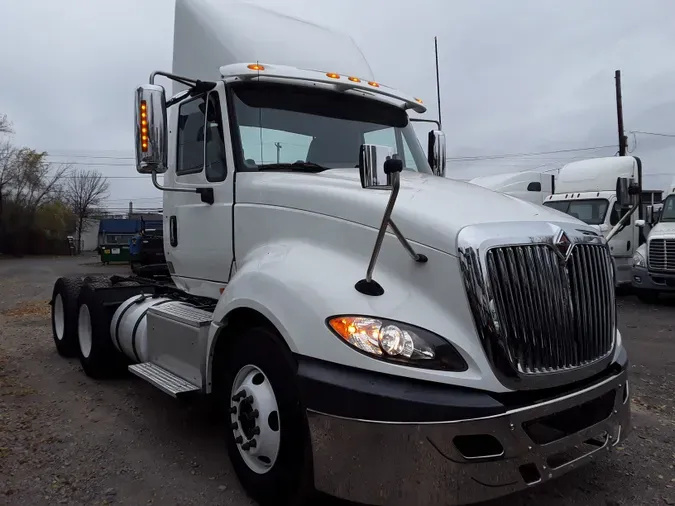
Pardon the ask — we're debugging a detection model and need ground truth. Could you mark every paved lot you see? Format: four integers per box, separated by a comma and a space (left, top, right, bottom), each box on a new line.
0, 255, 674, 506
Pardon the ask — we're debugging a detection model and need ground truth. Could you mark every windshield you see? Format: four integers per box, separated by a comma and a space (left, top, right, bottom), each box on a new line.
229, 81, 432, 174
542, 198, 609, 225
660, 195, 675, 222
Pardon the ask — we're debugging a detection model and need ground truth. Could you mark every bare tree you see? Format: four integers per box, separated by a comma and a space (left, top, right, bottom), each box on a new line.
0, 114, 12, 135
63, 169, 110, 253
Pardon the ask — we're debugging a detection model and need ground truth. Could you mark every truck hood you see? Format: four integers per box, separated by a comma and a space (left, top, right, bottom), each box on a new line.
648, 221, 675, 240
238, 169, 593, 255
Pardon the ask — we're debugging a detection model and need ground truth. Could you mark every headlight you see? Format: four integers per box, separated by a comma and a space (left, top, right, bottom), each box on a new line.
327, 316, 468, 371
632, 251, 646, 268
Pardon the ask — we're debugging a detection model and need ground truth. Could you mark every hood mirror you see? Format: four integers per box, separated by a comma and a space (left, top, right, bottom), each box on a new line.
359, 144, 396, 189
356, 144, 428, 297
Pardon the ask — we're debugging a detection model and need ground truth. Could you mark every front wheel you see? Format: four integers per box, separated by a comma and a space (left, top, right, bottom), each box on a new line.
216, 327, 313, 506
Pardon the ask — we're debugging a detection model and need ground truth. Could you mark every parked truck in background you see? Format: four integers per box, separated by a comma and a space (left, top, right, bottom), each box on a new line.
469, 171, 555, 205
632, 179, 675, 302
49, 1, 632, 505
542, 156, 658, 288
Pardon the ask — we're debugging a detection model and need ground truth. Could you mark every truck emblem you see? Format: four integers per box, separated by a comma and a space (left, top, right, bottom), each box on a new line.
554, 229, 573, 261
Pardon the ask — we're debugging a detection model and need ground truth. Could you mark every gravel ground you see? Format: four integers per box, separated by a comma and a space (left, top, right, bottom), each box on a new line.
0, 255, 674, 506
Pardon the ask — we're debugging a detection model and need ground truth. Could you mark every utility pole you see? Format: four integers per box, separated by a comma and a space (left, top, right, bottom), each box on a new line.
434, 36, 442, 130
615, 70, 627, 156
274, 142, 282, 164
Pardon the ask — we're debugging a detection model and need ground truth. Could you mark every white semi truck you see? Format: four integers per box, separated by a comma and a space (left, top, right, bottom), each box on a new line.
469, 171, 555, 205
632, 180, 675, 302
49, 1, 632, 505
542, 156, 648, 287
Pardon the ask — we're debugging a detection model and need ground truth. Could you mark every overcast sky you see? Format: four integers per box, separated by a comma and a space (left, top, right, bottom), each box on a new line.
1, 0, 674, 211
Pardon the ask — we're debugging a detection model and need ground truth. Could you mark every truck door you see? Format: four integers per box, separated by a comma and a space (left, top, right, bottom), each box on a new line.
606, 198, 635, 284
163, 82, 234, 298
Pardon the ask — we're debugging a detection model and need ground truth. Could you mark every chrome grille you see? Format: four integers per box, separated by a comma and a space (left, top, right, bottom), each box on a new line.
484, 243, 615, 374
458, 222, 617, 389
648, 239, 675, 271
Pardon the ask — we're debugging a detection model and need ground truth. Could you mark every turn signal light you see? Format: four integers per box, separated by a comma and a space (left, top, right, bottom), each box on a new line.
140, 100, 148, 152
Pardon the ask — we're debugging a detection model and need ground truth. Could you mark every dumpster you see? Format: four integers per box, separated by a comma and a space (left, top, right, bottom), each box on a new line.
100, 243, 132, 264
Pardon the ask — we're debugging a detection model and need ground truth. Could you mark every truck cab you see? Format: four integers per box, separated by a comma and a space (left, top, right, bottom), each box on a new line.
632, 183, 675, 302
47, 1, 632, 505
543, 156, 644, 287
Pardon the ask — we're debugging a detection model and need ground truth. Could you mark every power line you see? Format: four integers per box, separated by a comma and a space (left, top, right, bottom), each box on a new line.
630, 130, 675, 138
448, 144, 617, 162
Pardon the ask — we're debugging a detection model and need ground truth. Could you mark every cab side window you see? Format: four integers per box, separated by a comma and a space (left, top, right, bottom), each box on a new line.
176, 92, 227, 181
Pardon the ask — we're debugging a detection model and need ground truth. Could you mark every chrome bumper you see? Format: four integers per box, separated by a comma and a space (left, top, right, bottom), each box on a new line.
307, 369, 630, 506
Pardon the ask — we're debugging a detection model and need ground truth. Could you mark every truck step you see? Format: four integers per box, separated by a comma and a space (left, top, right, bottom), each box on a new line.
128, 362, 200, 398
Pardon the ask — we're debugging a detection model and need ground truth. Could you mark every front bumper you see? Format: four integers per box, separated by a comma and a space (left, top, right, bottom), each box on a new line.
300, 358, 631, 506
632, 264, 675, 292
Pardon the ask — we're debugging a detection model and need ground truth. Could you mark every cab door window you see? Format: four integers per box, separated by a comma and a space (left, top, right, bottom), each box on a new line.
176, 92, 227, 181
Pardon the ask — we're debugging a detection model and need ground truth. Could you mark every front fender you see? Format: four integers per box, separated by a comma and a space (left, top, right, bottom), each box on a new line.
207, 235, 505, 392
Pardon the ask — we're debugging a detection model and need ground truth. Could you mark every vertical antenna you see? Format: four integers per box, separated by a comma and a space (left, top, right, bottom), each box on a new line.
434, 36, 442, 130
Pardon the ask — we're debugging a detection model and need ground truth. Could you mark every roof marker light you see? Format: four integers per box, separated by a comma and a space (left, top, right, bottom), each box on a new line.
348, 76, 361, 83
415, 97, 423, 104
247, 64, 265, 71
326, 72, 340, 79
368, 81, 380, 88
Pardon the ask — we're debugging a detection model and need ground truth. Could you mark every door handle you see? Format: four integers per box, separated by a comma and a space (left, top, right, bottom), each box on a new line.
169, 216, 178, 247
626, 241, 631, 251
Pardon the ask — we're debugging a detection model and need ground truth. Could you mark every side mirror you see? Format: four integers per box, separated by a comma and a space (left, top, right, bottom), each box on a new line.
635, 219, 646, 228
135, 84, 168, 174
615, 177, 633, 209
645, 205, 654, 225
359, 144, 396, 189
427, 130, 446, 177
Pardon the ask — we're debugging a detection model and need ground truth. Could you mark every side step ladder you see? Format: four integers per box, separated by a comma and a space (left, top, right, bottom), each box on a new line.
129, 363, 200, 398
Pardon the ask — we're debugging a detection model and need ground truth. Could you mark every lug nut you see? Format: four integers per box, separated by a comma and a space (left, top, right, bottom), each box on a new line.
232, 391, 246, 402
243, 395, 254, 405
251, 409, 259, 419
248, 438, 257, 448
229, 406, 237, 414
235, 436, 243, 444
252, 426, 260, 436
230, 422, 238, 430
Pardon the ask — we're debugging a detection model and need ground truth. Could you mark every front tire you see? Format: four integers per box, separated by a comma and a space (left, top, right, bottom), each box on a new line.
217, 327, 313, 506
76, 282, 128, 379
51, 277, 84, 357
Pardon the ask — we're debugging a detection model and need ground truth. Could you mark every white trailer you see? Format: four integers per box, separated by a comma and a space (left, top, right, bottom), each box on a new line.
469, 171, 555, 205
49, 1, 632, 505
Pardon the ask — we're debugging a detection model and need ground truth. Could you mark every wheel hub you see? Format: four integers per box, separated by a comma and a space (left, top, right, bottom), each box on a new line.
230, 365, 280, 474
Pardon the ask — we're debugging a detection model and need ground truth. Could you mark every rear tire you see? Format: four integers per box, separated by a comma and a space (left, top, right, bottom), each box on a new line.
637, 289, 659, 304
216, 327, 313, 506
51, 277, 84, 357
76, 282, 128, 379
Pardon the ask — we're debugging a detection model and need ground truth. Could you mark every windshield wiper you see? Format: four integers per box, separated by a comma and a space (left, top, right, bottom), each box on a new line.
257, 161, 328, 173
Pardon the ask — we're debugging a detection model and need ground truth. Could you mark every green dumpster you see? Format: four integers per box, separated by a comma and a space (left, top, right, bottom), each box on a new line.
100, 244, 132, 264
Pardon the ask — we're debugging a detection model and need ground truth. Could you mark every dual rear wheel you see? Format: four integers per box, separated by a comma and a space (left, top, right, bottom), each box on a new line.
50, 278, 315, 505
